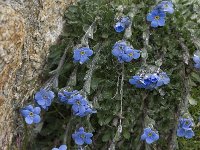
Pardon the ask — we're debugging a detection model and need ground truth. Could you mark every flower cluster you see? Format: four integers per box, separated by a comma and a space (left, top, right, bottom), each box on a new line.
193, 50, 200, 69
72, 127, 93, 146
114, 16, 131, 33
52, 145, 67, 150
177, 118, 195, 139
58, 89, 96, 117
35, 88, 55, 110
129, 69, 170, 90
73, 47, 93, 64
147, 1, 174, 28
141, 127, 159, 144
112, 41, 140, 63
21, 105, 41, 125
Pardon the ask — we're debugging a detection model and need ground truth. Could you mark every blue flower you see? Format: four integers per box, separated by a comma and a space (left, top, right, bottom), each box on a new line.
141, 127, 159, 144
73, 47, 93, 64
156, 1, 174, 14
147, 9, 166, 28
177, 128, 194, 139
58, 89, 78, 104
52, 145, 67, 150
156, 72, 170, 87
68, 94, 96, 117
122, 48, 141, 62
68, 94, 87, 113
112, 41, 140, 63
112, 41, 127, 57
35, 88, 55, 110
193, 55, 200, 69
177, 118, 195, 139
114, 22, 125, 33
21, 105, 41, 124
114, 16, 131, 33
72, 127, 93, 146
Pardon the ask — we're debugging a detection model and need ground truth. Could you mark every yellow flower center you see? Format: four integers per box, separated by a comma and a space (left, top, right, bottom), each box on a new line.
128, 53, 133, 57
165, 4, 168, 8
148, 132, 152, 137
76, 100, 80, 105
81, 134, 85, 139
80, 51, 85, 55
43, 95, 48, 99
29, 112, 34, 117
155, 16, 160, 20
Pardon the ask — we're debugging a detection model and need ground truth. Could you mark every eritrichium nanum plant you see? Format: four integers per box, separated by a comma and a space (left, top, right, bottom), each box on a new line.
20, 0, 200, 149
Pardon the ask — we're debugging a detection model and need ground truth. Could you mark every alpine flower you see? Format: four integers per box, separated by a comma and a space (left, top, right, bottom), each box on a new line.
147, 9, 166, 28
35, 88, 55, 110
52, 145, 67, 150
72, 127, 93, 145
129, 71, 170, 90
193, 51, 200, 69
141, 127, 159, 144
112, 41, 140, 63
73, 47, 93, 64
68, 94, 96, 117
177, 118, 195, 139
114, 16, 131, 33
21, 105, 41, 124
156, 1, 174, 14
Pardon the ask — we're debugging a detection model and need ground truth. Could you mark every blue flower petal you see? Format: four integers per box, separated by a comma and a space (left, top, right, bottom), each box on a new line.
33, 115, 41, 123
25, 116, 33, 124
33, 107, 41, 115
141, 133, 147, 140
21, 110, 30, 117
59, 145, 67, 150
75, 137, 84, 145
158, 18, 165, 26
185, 130, 194, 139
193, 56, 200, 64
147, 13, 154, 21
85, 138, 92, 144
146, 137, 154, 144
194, 63, 200, 69
177, 128, 185, 137
151, 20, 159, 28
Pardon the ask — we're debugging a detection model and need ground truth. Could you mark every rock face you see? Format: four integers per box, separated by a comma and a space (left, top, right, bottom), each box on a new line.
0, 0, 75, 149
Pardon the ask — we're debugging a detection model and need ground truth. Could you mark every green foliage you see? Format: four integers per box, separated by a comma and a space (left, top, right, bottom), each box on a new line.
31, 0, 200, 149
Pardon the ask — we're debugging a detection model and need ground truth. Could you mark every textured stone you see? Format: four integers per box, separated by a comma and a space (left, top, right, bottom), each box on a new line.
0, 0, 75, 149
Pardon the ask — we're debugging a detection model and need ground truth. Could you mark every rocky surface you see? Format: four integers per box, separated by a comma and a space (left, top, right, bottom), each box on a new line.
0, 0, 75, 149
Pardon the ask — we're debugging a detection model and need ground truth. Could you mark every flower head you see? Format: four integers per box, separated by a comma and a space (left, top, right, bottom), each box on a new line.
147, 9, 166, 28
114, 16, 131, 33
114, 22, 125, 33
68, 94, 96, 117
141, 127, 159, 144
35, 88, 55, 110
52, 145, 67, 150
156, 1, 174, 14
72, 127, 93, 146
129, 71, 170, 90
21, 105, 41, 124
112, 41, 140, 63
73, 47, 93, 64
193, 51, 200, 69
177, 118, 195, 139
